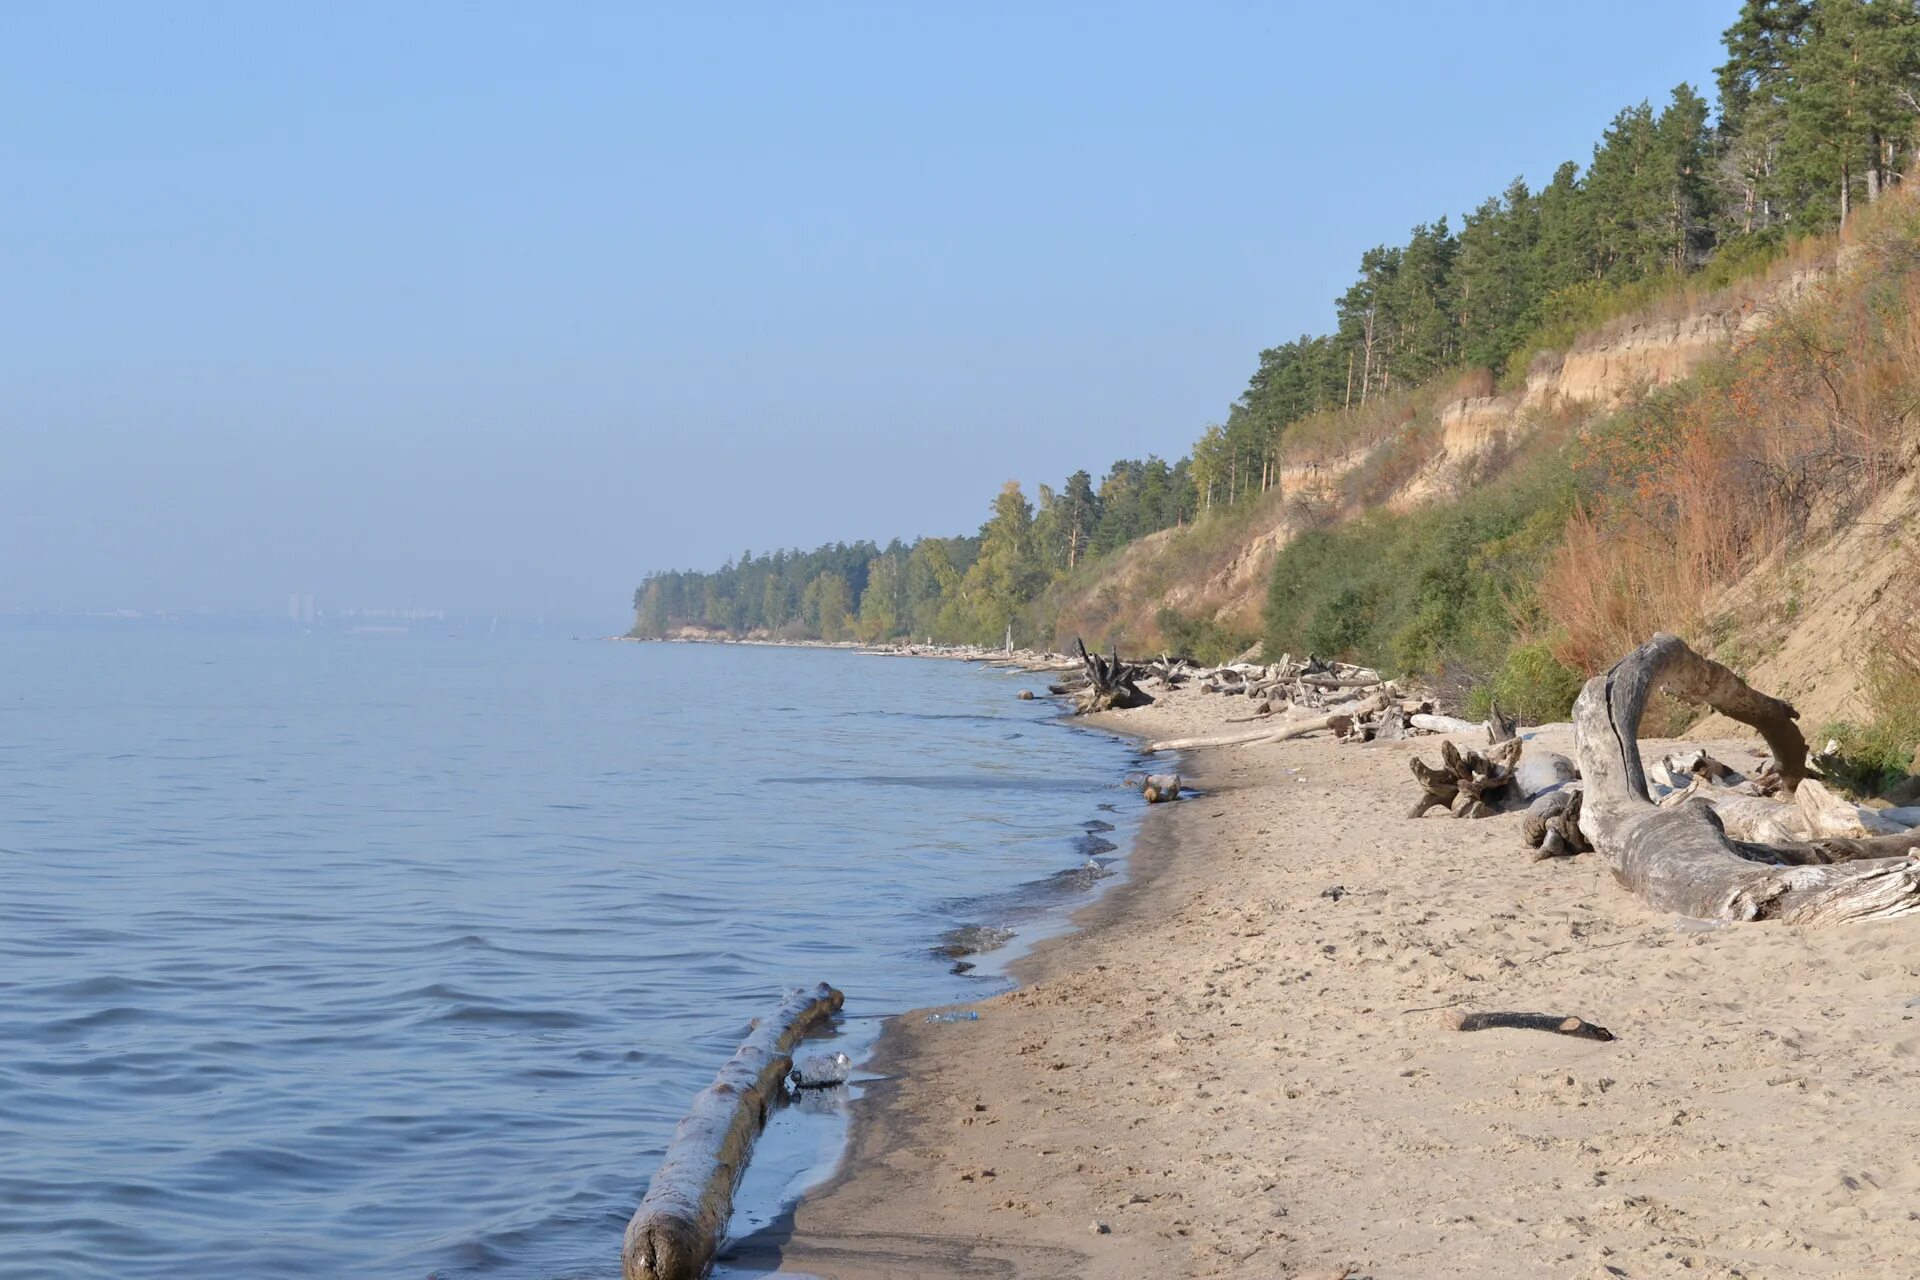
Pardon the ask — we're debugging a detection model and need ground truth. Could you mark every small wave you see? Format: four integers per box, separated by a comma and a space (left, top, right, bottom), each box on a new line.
42, 1005, 150, 1035
1047, 859, 1116, 892
30, 974, 170, 1001
933, 923, 1016, 958
429, 1003, 593, 1031
188, 1143, 359, 1190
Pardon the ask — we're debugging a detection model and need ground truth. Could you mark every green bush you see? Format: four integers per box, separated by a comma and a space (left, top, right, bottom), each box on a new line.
1464, 641, 1585, 724
1263, 449, 1579, 676
1154, 606, 1257, 665
1818, 651, 1920, 797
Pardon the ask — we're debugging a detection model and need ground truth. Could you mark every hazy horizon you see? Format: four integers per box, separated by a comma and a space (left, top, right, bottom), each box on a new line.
3, 2, 1731, 623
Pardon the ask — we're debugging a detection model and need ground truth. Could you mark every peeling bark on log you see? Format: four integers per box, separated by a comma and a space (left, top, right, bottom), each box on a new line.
1446, 1009, 1614, 1041
623, 983, 845, 1280
1574, 633, 1920, 925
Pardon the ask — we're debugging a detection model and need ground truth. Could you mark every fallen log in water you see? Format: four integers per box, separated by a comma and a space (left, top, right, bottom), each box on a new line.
623, 983, 845, 1280
1573, 633, 1920, 925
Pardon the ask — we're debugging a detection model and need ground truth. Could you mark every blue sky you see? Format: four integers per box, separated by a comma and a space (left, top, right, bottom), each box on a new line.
2, 2, 1733, 624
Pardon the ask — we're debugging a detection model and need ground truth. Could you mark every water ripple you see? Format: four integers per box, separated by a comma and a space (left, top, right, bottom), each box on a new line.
0, 629, 1140, 1278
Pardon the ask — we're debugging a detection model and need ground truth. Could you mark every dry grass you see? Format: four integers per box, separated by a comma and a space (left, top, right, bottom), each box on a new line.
1541, 191, 1920, 676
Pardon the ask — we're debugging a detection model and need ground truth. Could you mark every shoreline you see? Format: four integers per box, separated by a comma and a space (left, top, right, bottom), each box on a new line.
733, 679, 1920, 1279
722, 691, 1191, 1278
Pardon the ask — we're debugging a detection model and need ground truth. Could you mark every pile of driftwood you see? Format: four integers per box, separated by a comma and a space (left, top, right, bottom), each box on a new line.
1139, 656, 1519, 755
1567, 633, 1920, 925
1403, 723, 1587, 862
1388, 632, 1920, 926
1054, 633, 1920, 928
1391, 633, 1920, 900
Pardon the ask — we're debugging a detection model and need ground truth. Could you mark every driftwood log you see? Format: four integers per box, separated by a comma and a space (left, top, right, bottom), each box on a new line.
1521, 787, 1590, 859
1408, 737, 1523, 818
1574, 633, 1920, 925
1073, 639, 1154, 714
1408, 713, 1484, 735
1147, 693, 1390, 753
623, 983, 845, 1280
1446, 1009, 1614, 1041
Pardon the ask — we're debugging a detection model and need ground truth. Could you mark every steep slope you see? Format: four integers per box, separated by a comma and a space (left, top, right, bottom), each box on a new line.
1043, 252, 1837, 655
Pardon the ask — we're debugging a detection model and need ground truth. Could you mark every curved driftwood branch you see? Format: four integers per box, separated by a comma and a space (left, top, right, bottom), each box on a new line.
1574, 633, 1920, 925
623, 982, 845, 1280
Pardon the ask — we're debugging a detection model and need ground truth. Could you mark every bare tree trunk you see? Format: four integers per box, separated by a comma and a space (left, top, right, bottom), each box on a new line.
1360, 309, 1376, 407
1574, 634, 1920, 925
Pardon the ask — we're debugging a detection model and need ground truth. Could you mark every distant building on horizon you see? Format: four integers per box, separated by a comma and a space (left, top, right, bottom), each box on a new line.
287, 593, 316, 625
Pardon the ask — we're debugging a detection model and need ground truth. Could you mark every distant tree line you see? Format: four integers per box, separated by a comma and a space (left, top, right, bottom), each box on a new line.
635, 0, 1920, 646
632, 457, 1195, 644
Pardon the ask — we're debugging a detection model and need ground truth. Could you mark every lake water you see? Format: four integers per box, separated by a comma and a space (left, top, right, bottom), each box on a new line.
0, 627, 1143, 1279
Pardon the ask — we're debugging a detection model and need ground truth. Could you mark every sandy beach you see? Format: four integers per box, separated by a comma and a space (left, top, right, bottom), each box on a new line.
740, 679, 1920, 1280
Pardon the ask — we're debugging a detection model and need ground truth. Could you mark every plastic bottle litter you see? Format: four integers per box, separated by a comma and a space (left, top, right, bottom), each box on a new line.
1674, 914, 1730, 934
789, 1050, 853, 1089
925, 1010, 980, 1024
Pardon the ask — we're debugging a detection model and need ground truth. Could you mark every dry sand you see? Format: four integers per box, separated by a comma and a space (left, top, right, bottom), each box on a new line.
738, 683, 1920, 1279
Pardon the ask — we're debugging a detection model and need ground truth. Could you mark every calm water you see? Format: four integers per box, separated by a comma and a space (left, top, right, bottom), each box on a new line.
0, 627, 1142, 1279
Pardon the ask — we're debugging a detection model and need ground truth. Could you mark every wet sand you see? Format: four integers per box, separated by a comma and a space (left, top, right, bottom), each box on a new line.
740, 683, 1920, 1279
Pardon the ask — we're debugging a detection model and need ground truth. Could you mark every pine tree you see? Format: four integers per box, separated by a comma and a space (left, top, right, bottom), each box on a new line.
1653, 85, 1716, 272
1716, 0, 1810, 232
1456, 178, 1540, 370
1783, 0, 1920, 226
